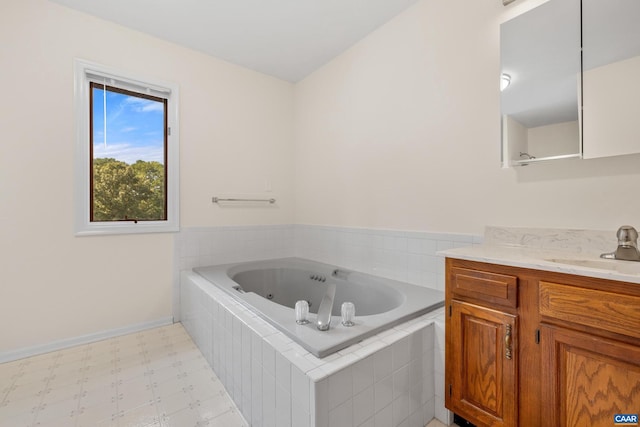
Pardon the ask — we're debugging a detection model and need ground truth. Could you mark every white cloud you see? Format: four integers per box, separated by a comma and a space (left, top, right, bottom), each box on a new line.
93, 142, 164, 165
124, 96, 163, 113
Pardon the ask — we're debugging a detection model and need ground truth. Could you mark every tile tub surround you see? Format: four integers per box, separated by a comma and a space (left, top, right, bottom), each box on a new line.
181, 270, 445, 427
175, 224, 482, 293
175, 224, 480, 426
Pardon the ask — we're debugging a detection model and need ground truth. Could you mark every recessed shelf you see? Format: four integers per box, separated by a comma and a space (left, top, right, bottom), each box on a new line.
512, 153, 581, 166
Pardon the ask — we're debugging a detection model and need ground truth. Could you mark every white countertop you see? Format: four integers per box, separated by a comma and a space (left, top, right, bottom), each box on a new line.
440, 244, 640, 285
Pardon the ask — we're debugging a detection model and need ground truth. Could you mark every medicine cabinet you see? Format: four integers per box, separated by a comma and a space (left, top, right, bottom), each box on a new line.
582, 0, 640, 159
500, 0, 640, 167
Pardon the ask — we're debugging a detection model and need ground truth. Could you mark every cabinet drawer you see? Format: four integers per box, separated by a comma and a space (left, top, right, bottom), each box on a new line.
451, 267, 518, 308
539, 281, 640, 339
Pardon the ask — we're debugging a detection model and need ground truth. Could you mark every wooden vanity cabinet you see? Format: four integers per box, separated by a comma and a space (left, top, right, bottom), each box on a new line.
445, 258, 539, 427
539, 279, 640, 427
447, 299, 518, 427
445, 257, 640, 427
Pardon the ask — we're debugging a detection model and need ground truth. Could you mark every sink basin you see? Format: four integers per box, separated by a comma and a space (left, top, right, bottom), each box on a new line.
545, 258, 640, 275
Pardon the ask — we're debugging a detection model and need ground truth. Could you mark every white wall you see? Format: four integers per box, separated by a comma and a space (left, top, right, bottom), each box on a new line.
0, 0, 294, 354
528, 120, 580, 158
293, 0, 640, 234
503, 115, 528, 165
583, 55, 640, 159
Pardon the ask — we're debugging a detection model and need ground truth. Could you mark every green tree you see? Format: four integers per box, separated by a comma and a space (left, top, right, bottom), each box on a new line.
131, 160, 165, 219
92, 158, 165, 221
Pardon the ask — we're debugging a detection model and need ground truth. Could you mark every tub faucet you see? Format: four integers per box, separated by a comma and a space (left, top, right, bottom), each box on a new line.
600, 225, 640, 261
316, 283, 336, 331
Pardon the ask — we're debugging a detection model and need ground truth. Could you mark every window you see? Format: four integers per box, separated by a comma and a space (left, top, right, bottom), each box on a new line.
74, 59, 179, 235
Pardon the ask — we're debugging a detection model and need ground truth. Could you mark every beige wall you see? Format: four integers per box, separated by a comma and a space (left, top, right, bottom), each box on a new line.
294, 0, 640, 234
0, 0, 294, 353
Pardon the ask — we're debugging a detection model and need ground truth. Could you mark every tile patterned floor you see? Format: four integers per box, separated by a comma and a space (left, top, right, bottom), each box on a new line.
0, 324, 247, 427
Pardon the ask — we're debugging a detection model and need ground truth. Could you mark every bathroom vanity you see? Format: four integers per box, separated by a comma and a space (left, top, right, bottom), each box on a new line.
442, 234, 640, 427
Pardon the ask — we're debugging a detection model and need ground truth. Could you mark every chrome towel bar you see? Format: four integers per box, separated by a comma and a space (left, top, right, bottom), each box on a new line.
212, 197, 276, 204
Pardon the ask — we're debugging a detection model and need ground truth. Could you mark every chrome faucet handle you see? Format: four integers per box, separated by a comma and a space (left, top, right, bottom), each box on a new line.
617, 225, 639, 248
602, 225, 640, 261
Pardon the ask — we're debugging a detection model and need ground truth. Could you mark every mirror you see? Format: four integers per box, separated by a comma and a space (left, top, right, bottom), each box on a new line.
500, 0, 582, 167
582, 0, 640, 159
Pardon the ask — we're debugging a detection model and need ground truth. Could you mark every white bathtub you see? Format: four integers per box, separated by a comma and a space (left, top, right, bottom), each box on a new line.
194, 257, 444, 358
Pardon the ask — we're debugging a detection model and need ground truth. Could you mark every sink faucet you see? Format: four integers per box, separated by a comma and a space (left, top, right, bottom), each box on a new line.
316, 283, 336, 331
600, 225, 640, 261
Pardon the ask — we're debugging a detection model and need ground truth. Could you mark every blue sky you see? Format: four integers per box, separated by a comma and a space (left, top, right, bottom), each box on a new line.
92, 87, 165, 164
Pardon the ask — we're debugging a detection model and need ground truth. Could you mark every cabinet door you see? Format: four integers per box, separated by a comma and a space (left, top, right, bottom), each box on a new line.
447, 300, 518, 427
541, 325, 640, 427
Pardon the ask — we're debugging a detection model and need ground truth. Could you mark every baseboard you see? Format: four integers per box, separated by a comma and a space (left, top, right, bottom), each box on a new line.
0, 317, 174, 364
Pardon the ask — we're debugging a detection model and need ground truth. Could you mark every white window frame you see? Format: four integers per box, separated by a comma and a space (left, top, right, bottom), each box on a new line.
73, 59, 180, 236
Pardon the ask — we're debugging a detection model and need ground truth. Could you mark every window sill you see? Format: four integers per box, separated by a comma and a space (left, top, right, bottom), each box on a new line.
74, 222, 179, 236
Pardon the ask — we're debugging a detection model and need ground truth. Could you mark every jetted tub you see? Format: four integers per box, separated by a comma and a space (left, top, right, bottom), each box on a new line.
194, 257, 444, 357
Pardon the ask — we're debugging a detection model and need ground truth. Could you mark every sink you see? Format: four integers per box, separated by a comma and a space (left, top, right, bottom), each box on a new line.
545, 258, 640, 275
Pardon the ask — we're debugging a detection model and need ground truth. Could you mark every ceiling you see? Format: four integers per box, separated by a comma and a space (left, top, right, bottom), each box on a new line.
49, 0, 419, 82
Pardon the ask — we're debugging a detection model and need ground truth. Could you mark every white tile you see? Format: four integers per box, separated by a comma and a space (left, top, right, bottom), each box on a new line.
262, 371, 276, 427
241, 353, 252, 407
275, 384, 291, 427
321, 353, 359, 375
393, 363, 411, 399
275, 352, 291, 392
353, 386, 374, 427
313, 379, 329, 427
409, 405, 424, 427
209, 408, 248, 427
393, 392, 411, 426
291, 401, 311, 427
328, 366, 352, 410
262, 342, 275, 377
433, 371, 444, 402
352, 356, 374, 395
374, 375, 393, 414
374, 403, 392, 427
251, 358, 263, 427
409, 382, 422, 417
408, 331, 423, 362
329, 398, 353, 427
307, 367, 328, 382
423, 401, 438, 427
422, 326, 435, 354
373, 347, 392, 382
434, 396, 451, 425
264, 333, 294, 353
392, 337, 411, 371
354, 340, 388, 360
434, 319, 445, 351
251, 333, 263, 363
291, 366, 310, 414
282, 348, 315, 374
434, 347, 445, 377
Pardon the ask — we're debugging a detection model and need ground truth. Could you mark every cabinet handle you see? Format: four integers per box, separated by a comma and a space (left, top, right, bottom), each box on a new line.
505, 324, 513, 360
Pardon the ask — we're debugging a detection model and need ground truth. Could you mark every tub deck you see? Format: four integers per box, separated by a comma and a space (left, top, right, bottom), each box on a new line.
194, 257, 444, 358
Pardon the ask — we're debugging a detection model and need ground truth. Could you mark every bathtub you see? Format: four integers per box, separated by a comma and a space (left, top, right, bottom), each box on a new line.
194, 257, 444, 358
